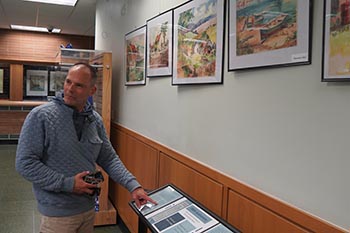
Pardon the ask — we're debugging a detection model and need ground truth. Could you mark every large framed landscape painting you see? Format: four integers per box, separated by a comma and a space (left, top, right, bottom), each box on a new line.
125, 26, 147, 86
172, 0, 225, 85
228, 0, 312, 71
322, 0, 350, 81
147, 10, 173, 77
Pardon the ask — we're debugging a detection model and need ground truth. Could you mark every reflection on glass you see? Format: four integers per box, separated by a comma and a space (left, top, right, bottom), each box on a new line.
138, 186, 183, 215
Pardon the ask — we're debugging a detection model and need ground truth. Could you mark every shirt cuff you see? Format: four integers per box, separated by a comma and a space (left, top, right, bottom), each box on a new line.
61, 176, 75, 192
125, 179, 141, 193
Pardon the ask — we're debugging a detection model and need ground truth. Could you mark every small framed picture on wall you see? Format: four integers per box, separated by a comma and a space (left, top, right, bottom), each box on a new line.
49, 71, 67, 93
125, 25, 147, 86
146, 10, 173, 77
26, 70, 48, 96
0, 66, 10, 99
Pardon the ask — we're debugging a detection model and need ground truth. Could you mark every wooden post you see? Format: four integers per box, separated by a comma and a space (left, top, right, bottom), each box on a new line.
10, 64, 23, 101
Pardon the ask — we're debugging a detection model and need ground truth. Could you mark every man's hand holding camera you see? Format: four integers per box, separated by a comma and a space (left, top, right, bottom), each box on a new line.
73, 171, 103, 196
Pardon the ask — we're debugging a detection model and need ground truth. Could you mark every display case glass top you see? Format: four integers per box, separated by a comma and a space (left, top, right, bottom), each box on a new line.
57, 48, 109, 67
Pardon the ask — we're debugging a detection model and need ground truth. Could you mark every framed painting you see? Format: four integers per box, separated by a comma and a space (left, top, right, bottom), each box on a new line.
26, 70, 48, 96
0, 66, 10, 99
322, 0, 350, 81
49, 71, 67, 93
228, 0, 312, 71
125, 25, 147, 86
0, 69, 3, 94
172, 0, 225, 85
147, 10, 173, 77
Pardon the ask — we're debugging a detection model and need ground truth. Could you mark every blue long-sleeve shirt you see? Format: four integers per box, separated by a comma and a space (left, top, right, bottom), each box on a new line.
16, 96, 140, 217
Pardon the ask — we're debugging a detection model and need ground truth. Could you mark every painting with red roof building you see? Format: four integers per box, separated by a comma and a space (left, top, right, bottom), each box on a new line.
125, 26, 146, 85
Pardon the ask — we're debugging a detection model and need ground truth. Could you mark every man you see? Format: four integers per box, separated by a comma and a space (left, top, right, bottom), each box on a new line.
16, 63, 155, 233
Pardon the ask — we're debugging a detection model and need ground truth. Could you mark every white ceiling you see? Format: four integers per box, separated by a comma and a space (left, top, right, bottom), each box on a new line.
0, 0, 96, 36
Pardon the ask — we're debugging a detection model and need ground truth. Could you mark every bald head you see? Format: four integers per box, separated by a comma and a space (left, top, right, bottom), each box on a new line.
69, 62, 97, 86
63, 63, 97, 111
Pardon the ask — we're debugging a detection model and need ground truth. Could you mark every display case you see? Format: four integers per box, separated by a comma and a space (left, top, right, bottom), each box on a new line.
57, 48, 114, 226
130, 184, 241, 233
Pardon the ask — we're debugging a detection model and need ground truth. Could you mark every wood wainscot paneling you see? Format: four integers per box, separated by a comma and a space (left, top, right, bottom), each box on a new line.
227, 189, 310, 233
221, 176, 346, 233
110, 123, 347, 233
159, 152, 224, 217
110, 126, 158, 233
109, 127, 128, 225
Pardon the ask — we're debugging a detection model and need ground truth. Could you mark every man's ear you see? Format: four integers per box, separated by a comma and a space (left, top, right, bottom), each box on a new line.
90, 85, 97, 96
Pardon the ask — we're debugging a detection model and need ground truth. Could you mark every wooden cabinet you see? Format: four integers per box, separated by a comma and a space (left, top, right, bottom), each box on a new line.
110, 127, 159, 233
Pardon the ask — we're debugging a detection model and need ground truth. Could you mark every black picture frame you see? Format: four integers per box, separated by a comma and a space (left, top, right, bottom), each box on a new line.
228, 0, 312, 71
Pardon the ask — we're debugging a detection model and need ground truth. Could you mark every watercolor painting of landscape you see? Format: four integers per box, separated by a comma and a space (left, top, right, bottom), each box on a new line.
229, 0, 311, 71
236, 0, 298, 55
125, 26, 146, 85
322, 0, 350, 81
172, 0, 224, 85
26, 70, 48, 96
147, 10, 173, 77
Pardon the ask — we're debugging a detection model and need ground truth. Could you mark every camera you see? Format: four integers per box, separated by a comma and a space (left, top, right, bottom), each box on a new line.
83, 171, 104, 196
47, 25, 54, 33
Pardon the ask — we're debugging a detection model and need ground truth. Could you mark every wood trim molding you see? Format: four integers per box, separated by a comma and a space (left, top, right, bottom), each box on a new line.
111, 122, 346, 233
101, 53, 112, 137
0, 100, 46, 106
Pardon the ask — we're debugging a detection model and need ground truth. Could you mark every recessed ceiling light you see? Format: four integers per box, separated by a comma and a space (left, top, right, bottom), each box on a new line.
22, 0, 77, 7
10, 25, 61, 33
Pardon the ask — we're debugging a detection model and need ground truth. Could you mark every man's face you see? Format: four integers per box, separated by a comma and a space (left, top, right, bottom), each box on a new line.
63, 65, 96, 111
